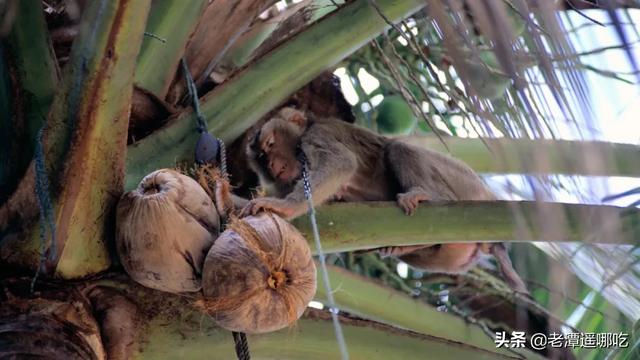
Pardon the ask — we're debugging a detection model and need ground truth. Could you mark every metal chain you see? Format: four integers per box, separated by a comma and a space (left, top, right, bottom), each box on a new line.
300, 154, 349, 360
218, 137, 228, 179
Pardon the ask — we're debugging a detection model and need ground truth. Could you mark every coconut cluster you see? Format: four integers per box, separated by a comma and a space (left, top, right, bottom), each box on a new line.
116, 169, 220, 293
117, 169, 317, 334
200, 213, 317, 334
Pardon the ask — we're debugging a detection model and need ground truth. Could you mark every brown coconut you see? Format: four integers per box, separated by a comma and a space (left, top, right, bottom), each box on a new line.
201, 213, 316, 334
116, 169, 220, 293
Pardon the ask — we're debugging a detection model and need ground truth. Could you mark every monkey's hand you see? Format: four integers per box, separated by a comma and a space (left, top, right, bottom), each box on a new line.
397, 189, 429, 215
240, 197, 301, 219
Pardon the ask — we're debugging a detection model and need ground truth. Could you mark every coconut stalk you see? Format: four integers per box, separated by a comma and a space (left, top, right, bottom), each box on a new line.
125, 0, 426, 190
165, 0, 277, 104
215, 0, 321, 73
134, 0, 207, 98
218, 0, 347, 71
0, 0, 152, 279
48, 0, 152, 278
136, 310, 515, 360
315, 265, 545, 359
0, 0, 59, 202
292, 201, 640, 253
399, 135, 640, 177
76, 277, 516, 360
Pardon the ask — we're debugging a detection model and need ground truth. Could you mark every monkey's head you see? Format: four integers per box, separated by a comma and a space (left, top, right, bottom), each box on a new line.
247, 107, 307, 185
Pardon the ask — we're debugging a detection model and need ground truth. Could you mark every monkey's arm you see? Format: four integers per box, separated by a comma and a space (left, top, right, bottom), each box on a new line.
288, 139, 358, 207
243, 137, 357, 220
231, 194, 249, 210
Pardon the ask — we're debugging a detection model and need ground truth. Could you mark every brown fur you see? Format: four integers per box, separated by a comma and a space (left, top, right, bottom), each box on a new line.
227, 72, 354, 197
243, 107, 526, 292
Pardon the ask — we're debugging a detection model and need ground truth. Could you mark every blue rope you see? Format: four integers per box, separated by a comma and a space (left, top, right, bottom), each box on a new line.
181, 58, 207, 134
31, 127, 57, 292
181, 58, 228, 177
301, 155, 349, 360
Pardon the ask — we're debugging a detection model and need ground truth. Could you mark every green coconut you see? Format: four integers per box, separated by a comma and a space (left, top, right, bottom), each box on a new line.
375, 95, 417, 135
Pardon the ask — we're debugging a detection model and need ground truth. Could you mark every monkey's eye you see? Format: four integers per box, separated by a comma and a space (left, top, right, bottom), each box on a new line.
266, 135, 275, 149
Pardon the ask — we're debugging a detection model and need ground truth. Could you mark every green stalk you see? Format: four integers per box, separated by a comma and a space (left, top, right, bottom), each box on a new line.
136, 312, 513, 359
6, 0, 59, 142
49, 0, 153, 278
134, 0, 207, 98
292, 201, 640, 253
1, 0, 153, 278
316, 265, 545, 359
400, 135, 640, 177
0, 0, 58, 201
92, 278, 515, 360
125, 0, 426, 190
165, 0, 277, 103
219, 0, 346, 69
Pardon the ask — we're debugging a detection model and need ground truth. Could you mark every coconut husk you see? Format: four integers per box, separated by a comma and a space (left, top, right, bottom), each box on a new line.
116, 169, 220, 293
191, 164, 235, 221
198, 213, 316, 334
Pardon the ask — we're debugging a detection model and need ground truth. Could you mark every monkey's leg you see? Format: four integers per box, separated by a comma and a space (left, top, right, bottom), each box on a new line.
399, 243, 483, 273
377, 244, 432, 258
491, 243, 528, 293
384, 141, 438, 215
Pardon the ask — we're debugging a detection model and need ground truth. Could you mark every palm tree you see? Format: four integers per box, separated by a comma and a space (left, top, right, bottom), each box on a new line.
1, 0, 638, 358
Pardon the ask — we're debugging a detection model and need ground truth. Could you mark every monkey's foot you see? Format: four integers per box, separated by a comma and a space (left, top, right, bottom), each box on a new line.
377, 245, 431, 258
397, 190, 429, 215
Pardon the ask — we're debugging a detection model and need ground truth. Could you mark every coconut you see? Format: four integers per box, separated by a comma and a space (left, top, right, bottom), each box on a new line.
116, 169, 220, 293
200, 213, 316, 334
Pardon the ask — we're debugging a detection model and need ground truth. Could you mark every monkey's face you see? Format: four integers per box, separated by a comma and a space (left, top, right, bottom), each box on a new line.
248, 114, 303, 185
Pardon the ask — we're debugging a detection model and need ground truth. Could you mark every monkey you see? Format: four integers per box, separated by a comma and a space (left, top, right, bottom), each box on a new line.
242, 107, 527, 292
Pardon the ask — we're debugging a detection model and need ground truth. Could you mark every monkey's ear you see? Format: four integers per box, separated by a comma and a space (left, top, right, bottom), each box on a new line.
281, 107, 307, 129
